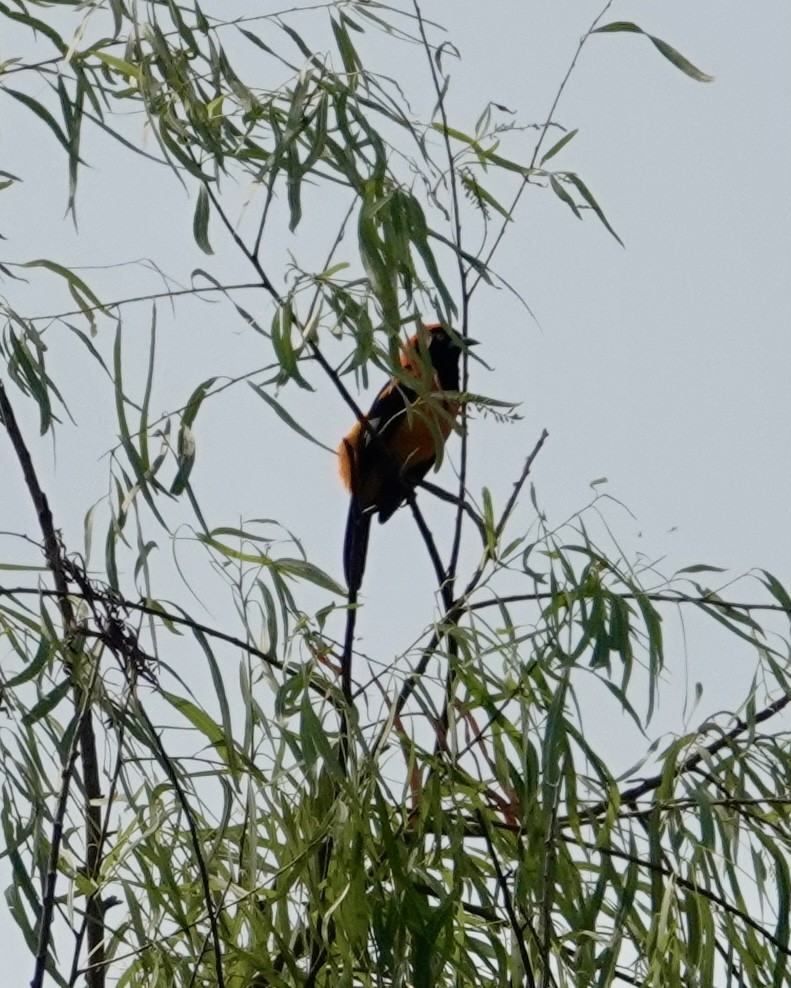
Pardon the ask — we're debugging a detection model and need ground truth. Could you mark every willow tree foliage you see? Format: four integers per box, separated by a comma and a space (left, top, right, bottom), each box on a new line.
0, 3, 789, 988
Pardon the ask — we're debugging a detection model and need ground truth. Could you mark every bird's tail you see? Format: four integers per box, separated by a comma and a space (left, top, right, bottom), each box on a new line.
343, 497, 371, 594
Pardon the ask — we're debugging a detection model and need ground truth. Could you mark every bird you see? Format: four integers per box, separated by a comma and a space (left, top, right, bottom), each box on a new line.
338, 323, 472, 593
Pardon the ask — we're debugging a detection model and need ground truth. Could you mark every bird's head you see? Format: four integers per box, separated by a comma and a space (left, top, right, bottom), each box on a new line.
403, 323, 476, 391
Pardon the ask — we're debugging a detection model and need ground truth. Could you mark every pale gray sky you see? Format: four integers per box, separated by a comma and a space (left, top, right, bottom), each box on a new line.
1, 1, 790, 979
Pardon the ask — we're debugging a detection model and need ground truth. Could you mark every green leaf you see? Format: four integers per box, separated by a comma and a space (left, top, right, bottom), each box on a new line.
3, 89, 70, 153
23, 677, 72, 725
170, 423, 195, 496
190, 627, 239, 779
549, 175, 581, 218
461, 171, 511, 220
193, 184, 213, 254
92, 51, 140, 80
138, 307, 157, 469
540, 128, 578, 164
760, 570, 791, 618
331, 16, 362, 77
675, 563, 727, 575
0, 5, 66, 55
236, 27, 277, 57
3, 637, 53, 689
113, 325, 143, 478
593, 22, 714, 83
649, 36, 714, 83
482, 487, 496, 556
563, 172, 624, 246
22, 258, 108, 321
277, 558, 345, 595
249, 383, 331, 451
163, 692, 226, 747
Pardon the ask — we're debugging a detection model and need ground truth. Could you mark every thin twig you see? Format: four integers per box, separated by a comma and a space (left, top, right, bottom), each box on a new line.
495, 429, 549, 542
0, 585, 280, 667
418, 477, 487, 540
469, 0, 615, 298
17, 282, 263, 324
412, 0, 472, 585
375, 432, 549, 754
571, 835, 791, 958
408, 493, 450, 595
471, 590, 791, 618
430, 432, 549, 754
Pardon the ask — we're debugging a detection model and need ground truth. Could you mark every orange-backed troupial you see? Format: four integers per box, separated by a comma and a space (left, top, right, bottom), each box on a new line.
338, 323, 474, 593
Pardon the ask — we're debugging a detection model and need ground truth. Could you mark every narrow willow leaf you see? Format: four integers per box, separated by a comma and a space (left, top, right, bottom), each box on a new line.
277, 558, 344, 595
768, 844, 791, 986
56, 74, 83, 212
675, 563, 727, 575
331, 16, 362, 77
461, 171, 511, 219
7, 330, 55, 434
171, 375, 214, 489
540, 128, 579, 164
300, 694, 343, 778
133, 540, 157, 582
278, 20, 317, 61
431, 122, 478, 148
113, 325, 143, 478
92, 51, 140, 80
3, 88, 70, 153
138, 307, 157, 468
286, 146, 303, 232
401, 192, 456, 316
105, 518, 119, 591
22, 678, 71, 725
549, 175, 581, 218
193, 184, 213, 254
163, 691, 225, 746
358, 200, 398, 319
696, 600, 765, 648
760, 569, 791, 620
563, 173, 624, 246
649, 36, 714, 83
237, 27, 277, 57
482, 487, 496, 556
183, 377, 218, 428
170, 422, 195, 496
315, 261, 350, 281
191, 627, 239, 780
593, 22, 713, 83
22, 258, 108, 317
249, 383, 330, 451
2, 637, 53, 689
1, 5, 66, 54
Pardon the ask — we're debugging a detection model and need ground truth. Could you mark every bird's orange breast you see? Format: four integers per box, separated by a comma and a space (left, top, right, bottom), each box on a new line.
338, 395, 458, 510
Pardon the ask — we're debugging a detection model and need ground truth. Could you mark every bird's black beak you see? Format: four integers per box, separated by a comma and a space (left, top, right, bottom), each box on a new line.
462, 337, 489, 371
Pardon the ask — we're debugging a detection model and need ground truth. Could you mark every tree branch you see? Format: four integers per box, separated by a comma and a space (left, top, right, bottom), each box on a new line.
0, 381, 106, 988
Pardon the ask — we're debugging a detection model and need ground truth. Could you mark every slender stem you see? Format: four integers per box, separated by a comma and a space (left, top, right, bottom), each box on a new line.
413, 0, 471, 585
19, 282, 264, 324
469, 0, 615, 298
